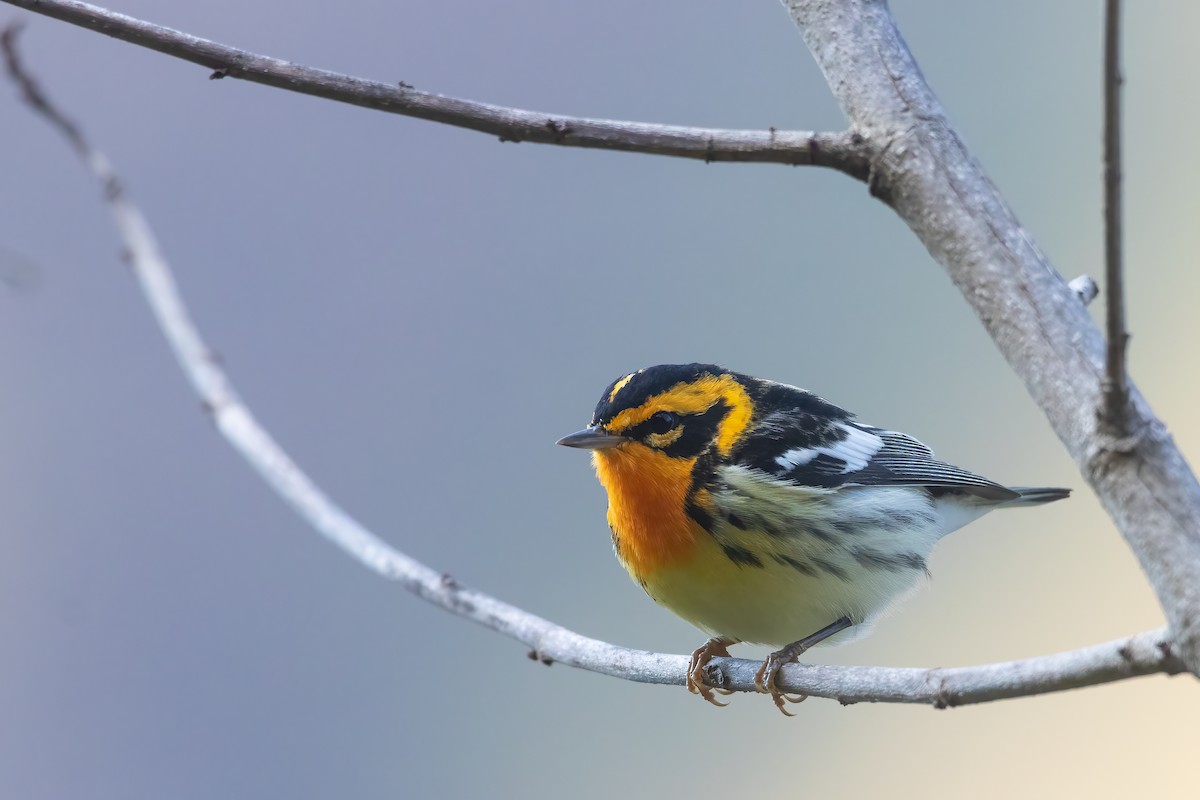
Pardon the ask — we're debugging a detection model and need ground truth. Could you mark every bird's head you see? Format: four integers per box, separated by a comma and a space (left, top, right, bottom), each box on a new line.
557, 363, 756, 463
558, 364, 761, 574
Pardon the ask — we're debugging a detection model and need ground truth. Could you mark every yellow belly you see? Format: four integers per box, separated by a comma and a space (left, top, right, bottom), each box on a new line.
629, 499, 937, 647
634, 531, 859, 646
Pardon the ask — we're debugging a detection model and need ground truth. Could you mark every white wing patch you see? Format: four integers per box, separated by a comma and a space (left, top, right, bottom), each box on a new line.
774, 423, 884, 474
774, 449, 817, 470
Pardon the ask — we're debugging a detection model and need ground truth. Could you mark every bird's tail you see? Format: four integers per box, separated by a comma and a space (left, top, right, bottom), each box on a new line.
997, 486, 1072, 508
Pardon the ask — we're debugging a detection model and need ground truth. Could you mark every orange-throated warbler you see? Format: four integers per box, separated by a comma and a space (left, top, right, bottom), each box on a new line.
558, 364, 1068, 714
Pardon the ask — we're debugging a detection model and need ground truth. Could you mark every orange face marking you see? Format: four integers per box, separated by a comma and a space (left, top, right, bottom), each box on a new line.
593, 446, 701, 580
590, 370, 756, 580
604, 374, 753, 456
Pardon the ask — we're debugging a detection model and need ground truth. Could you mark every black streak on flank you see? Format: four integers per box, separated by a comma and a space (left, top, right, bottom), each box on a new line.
722, 544, 763, 568
686, 501, 715, 532
897, 552, 930, 573
754, 517, 791, 539
772, 553, 818, 577
749, 514, 835, 543
805, 522, 838, 544
813, 557, 849, 581
828, 517, 869, 536
724, 508, 833, 543
852, 547, 898, 572
880, 510, 937, 531
850, 547, 929, 574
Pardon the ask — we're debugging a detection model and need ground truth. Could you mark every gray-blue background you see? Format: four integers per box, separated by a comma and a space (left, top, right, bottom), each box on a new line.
2, 2, 1196, 797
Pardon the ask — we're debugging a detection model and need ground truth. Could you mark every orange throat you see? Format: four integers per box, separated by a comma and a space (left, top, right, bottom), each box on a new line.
593, 445, 702, 580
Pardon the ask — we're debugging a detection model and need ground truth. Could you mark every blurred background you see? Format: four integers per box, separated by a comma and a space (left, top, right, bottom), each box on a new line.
2, 1, 1197, 797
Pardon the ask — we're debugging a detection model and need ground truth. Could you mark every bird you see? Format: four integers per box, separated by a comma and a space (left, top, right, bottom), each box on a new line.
557, 363, 1069, 714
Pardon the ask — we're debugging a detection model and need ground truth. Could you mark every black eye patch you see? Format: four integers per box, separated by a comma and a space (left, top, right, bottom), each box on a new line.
624, 401, 731, 458
646, 411, 677, 434
626, 411, 681, 440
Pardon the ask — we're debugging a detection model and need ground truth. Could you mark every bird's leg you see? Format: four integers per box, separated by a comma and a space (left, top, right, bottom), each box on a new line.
755, 616, 853, 716
687, 637, 738, 707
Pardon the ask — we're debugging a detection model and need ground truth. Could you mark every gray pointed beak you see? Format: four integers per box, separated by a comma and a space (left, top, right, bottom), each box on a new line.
556, 425, 624, 450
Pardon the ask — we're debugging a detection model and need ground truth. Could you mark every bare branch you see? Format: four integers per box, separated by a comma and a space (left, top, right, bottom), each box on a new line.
1102, 0, 1130, 432
3, 22, 1184, 708
782, 0, 1200, 675
0, 0, 869, 176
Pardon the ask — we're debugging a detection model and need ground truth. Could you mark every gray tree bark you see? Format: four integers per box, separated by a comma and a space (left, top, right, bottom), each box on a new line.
784, 0, 1200, 675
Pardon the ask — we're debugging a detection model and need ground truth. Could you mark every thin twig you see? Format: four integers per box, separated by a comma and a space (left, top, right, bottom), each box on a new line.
2, 22, 1184, 708
1102, 0, 1129, 433
0, 0, 870, 176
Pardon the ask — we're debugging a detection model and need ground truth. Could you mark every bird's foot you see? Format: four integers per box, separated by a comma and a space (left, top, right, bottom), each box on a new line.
687, 637, 737, 707
754, 644, 810, 716
754, 617, 854, 715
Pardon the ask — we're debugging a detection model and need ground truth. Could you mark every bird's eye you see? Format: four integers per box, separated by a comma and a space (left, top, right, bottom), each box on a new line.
647, 411, 677, 435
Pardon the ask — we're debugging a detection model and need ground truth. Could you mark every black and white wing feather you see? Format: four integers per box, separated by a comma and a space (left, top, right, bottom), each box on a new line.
736, 401, 1018, 501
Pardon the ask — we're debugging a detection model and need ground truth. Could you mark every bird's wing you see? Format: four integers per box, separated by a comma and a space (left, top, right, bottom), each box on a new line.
737, 413, 1018, 502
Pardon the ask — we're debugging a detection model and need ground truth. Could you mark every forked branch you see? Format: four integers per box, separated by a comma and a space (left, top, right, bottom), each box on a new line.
2, 23, 1184, 708
783, 0, 1200, 676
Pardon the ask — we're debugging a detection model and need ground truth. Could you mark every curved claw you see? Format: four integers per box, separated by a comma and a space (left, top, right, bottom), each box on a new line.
754, 617, 853, 715
696, 688, 730, 708
687, 637, 736, 707
755, 650, 810, 716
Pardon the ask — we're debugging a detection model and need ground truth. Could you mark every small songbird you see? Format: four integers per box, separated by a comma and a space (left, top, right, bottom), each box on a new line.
558, 364, 1068, 713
